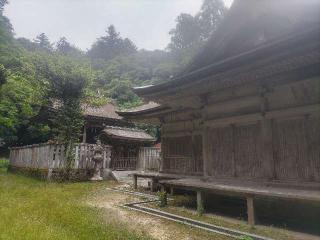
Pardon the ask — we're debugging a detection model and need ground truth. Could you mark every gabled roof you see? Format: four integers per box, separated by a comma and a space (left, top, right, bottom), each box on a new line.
51, 101, 123, 120
83, 103, 122, 120
100, 126, 155, 142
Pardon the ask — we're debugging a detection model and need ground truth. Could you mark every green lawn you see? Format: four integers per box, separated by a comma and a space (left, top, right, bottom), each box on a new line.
0, 159, 150, 240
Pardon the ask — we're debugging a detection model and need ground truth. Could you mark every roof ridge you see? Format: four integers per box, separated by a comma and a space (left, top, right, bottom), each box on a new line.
103, 125, 145, 132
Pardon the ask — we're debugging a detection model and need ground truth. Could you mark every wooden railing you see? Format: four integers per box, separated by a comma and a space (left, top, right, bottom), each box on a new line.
9, 143, 112, 171
111, 157, 137, 170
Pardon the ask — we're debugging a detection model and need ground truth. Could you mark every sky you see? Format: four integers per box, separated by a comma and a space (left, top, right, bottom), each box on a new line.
4, 0, 233, 51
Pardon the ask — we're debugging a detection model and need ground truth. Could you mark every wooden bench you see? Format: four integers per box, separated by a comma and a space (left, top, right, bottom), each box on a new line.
159, 178, 320, 227
130, 172, 183, 191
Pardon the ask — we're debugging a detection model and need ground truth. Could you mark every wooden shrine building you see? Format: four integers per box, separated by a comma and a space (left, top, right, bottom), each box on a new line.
119, 0, 320, 227
82, 103, 131, 143
82, 104, 155, 169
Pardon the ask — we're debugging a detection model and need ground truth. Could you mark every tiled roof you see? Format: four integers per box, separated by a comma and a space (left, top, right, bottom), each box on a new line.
83, 104, 122, 120
101, 126, 155, 142
121, 102, 160, 113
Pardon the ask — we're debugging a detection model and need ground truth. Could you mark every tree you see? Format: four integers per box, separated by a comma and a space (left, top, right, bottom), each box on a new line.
56, 37, 83, 57
0, 64, 7, 85
34, 33, 53, 52
167, 0, 227, 66
196, 0, 227, 41
88, 25, 137, 61
168, 14, 201, 52
46, 57, 90, 171
0, 0, 8, 12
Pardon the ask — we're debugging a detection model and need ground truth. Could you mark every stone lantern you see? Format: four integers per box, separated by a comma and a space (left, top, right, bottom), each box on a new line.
90, 139, 104, 181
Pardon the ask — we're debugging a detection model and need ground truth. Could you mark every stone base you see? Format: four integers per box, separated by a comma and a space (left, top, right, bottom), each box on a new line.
102, 168, 116, 181
90, 175, 103, 181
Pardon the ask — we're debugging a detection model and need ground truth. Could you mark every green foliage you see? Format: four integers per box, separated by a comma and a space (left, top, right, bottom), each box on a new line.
34, 33, 53, 52
168, 0, 227, 65
238, 236, 254, 240
44, 57, 90, 169
0, 63, 7, 85
56, 37, 84, 58
157, 190, 168, 207
0, 74, 37, 145
0, 158, 8, 169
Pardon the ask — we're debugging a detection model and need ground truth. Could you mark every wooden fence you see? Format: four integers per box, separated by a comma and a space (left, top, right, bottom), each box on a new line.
9, 143, 111, 173
9, 144, 161, 179
137, 147, 161, 171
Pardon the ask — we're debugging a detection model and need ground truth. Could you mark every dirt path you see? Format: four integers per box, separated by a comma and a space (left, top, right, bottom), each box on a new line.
87, 186, 228, 240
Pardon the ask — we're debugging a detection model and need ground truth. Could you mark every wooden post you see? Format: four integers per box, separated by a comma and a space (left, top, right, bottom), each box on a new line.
150, 178, 158, 192
260, 119, 274, 179
197, 190, 204, 215
82, 125, 87, 143
133, 175, 138, 189
246, 196, 255, 227
202, 127, 209, 177
170, 187, 174, 195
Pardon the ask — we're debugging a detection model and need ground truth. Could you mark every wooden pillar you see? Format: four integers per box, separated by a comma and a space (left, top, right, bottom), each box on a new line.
150, 178, 158, 192
159, 122, 165, 172
202, 127, 209, 177
82, 125, 87, 143
246, 196, 255, 227
259, 87, 274, 179
231, 124, 236, 177
261, 119, 274, 179
170, 187, 174, 195
133, 175, 138, 189
197, 190, 204, 214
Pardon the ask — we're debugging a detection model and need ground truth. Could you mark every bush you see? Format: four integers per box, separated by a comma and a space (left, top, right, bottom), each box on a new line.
0, 158, 8, 169
157, 190, 167, 207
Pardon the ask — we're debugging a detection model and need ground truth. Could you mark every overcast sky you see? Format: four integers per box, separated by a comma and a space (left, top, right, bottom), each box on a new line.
4, 0, 233, 51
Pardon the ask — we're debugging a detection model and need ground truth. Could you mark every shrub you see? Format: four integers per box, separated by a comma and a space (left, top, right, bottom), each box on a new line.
157, 190, 167, 207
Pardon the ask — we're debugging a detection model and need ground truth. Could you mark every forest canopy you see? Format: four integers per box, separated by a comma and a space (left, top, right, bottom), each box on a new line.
0, 0, 227, 147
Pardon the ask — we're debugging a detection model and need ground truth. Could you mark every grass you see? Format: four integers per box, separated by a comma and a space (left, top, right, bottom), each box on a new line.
0, 159, 150, 240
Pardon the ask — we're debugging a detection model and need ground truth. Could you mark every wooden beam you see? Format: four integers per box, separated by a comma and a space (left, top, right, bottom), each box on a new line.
205, 95, 260, 113
205, 113, 262, 127
265, 104, 320, 119
203, 103, 320, 128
